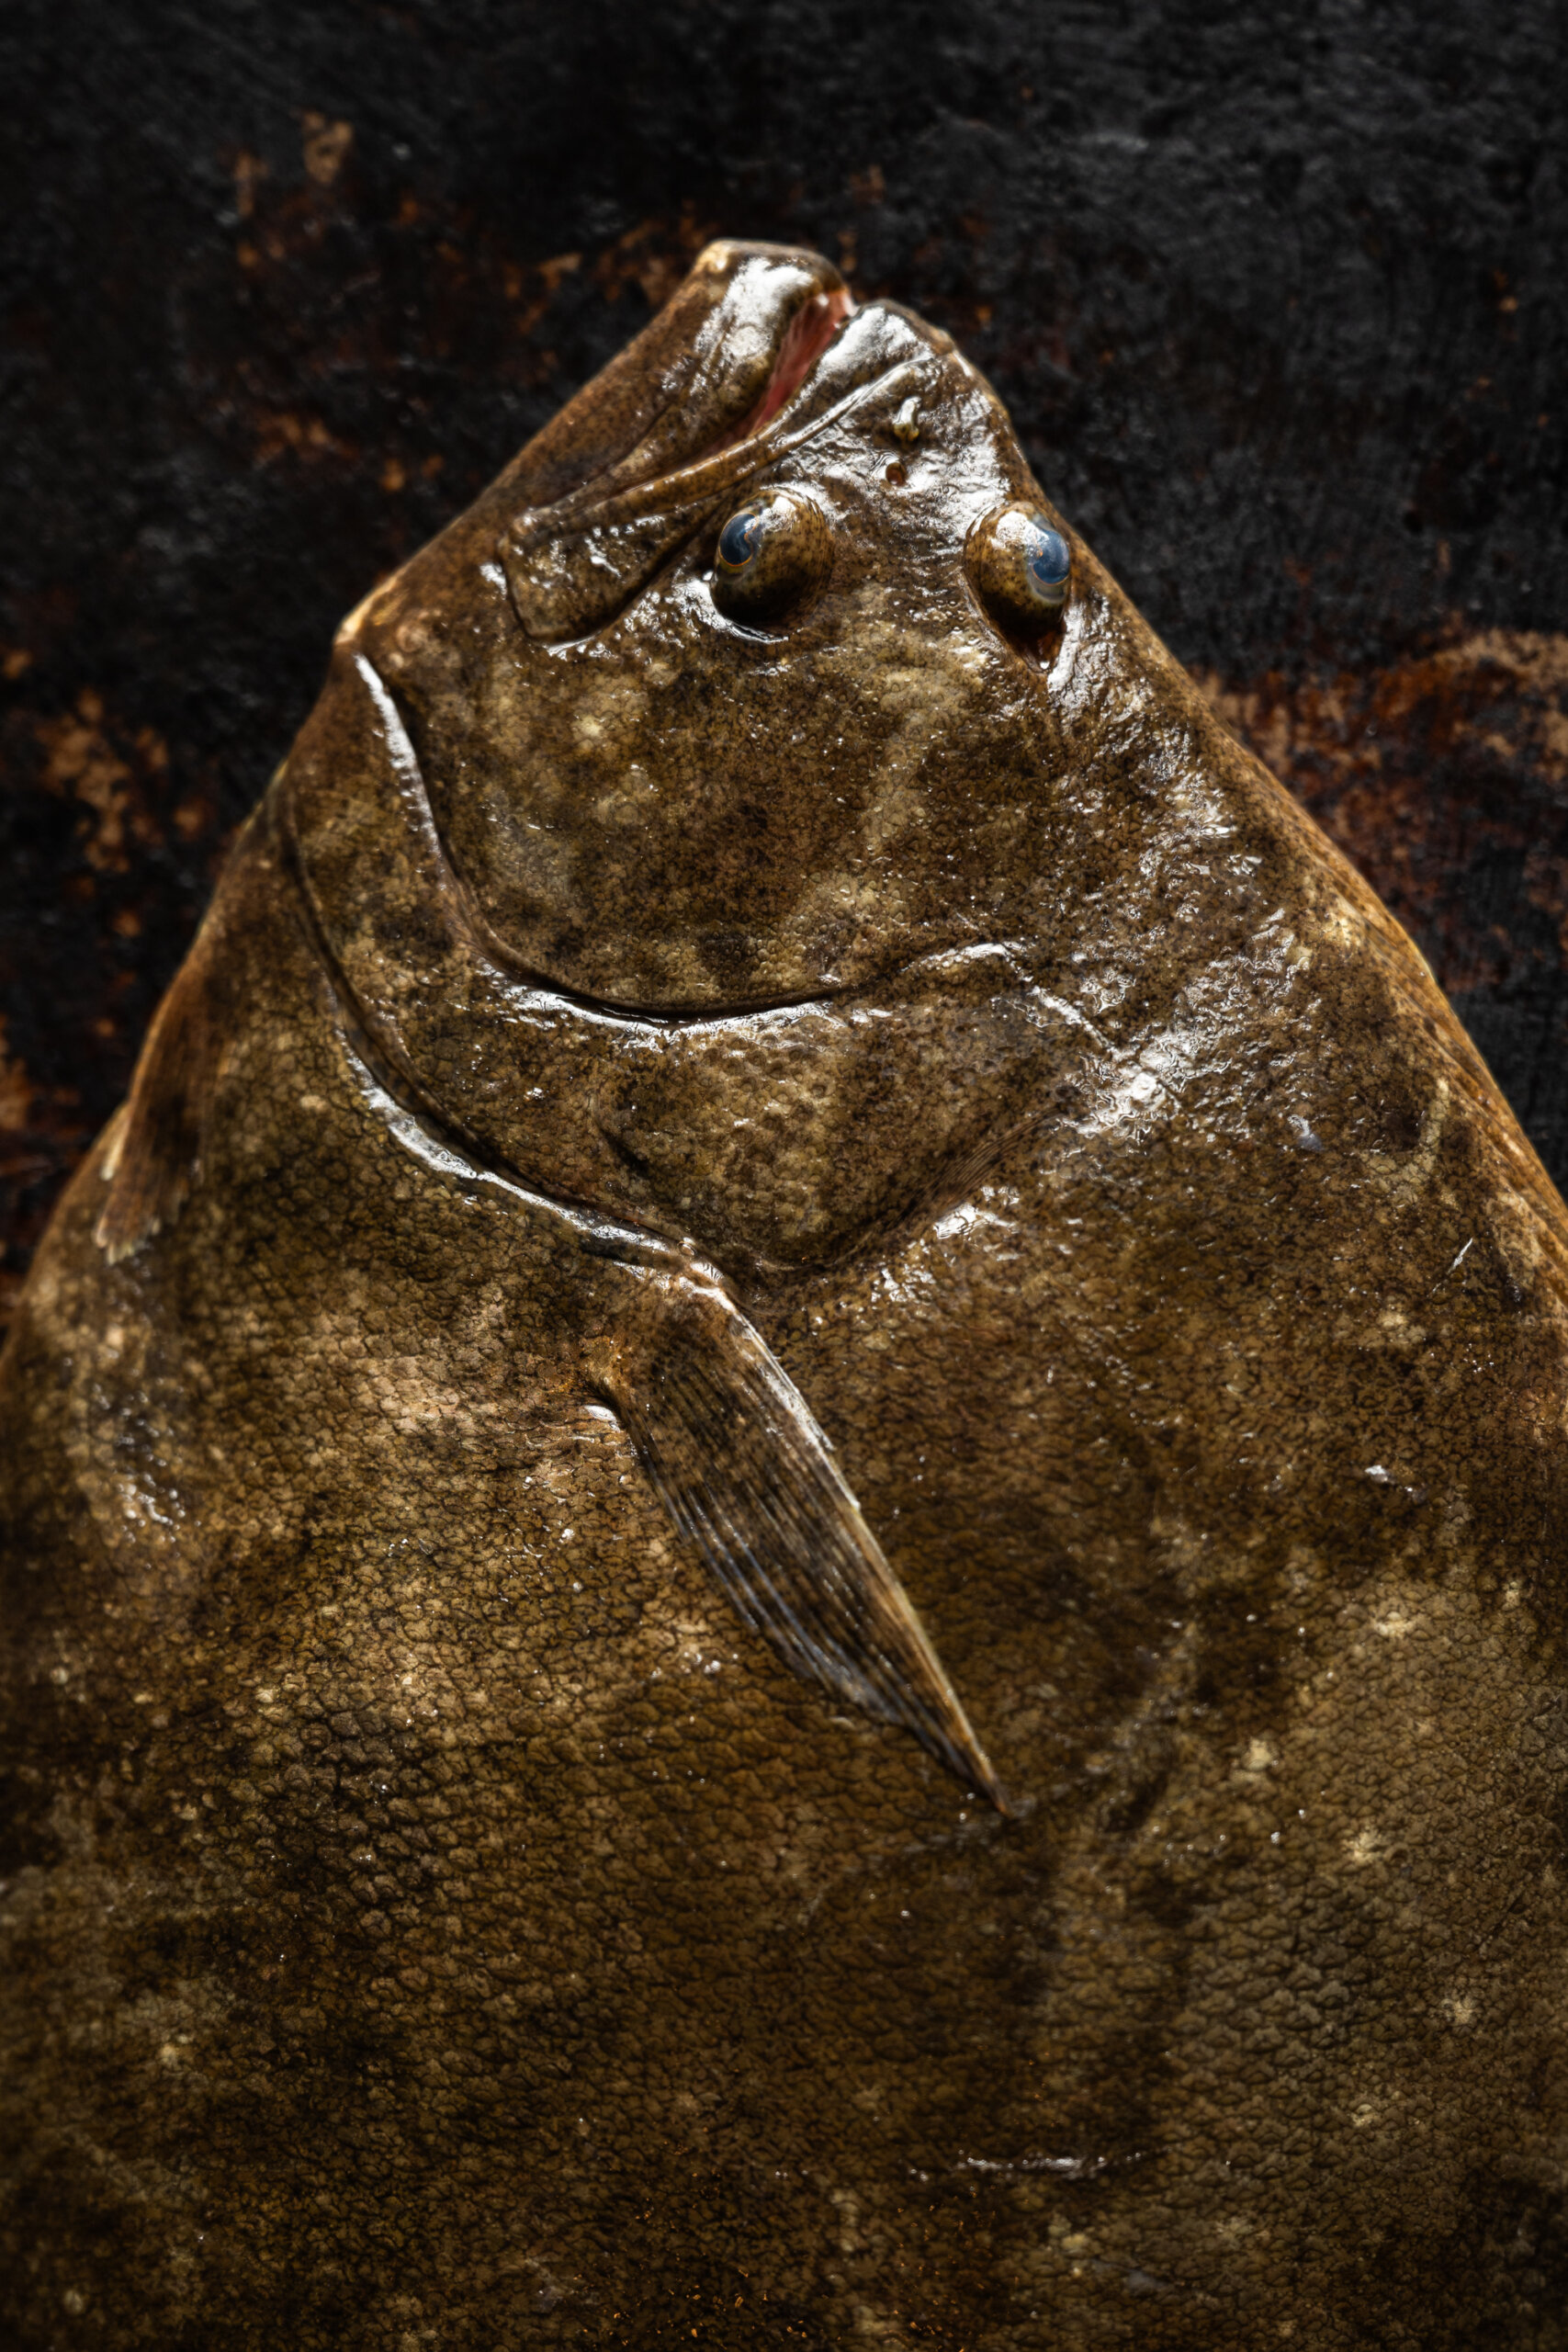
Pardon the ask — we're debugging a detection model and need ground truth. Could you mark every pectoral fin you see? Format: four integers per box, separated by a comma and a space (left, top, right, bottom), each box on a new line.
592, 1271, 1008, 1810
354, 1047, 1009, 1812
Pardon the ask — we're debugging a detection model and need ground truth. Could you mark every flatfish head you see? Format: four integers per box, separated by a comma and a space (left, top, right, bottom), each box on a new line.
339, 236, 1067, 1012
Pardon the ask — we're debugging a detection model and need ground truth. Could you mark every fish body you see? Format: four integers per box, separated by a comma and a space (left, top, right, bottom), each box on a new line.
5, 242, 1568, 2349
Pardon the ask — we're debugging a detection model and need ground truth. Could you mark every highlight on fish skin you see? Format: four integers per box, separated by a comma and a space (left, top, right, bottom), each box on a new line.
5, 237, 1568, 2351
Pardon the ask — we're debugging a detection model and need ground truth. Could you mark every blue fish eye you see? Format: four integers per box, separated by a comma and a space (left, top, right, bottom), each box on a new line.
1026, 526, 1070, 589
965, 499, 1073, 638
710, 489, 834, 626
717, 508, 764, 571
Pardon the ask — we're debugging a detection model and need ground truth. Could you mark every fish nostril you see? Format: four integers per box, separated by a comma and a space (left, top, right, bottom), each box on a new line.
966, 501, 1071, 639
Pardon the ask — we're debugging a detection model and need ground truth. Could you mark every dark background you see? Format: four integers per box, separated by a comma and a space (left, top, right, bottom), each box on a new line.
1, 0, 1564, 1328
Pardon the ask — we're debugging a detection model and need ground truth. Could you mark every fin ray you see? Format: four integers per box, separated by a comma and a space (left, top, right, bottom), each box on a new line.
599, 1279, 1008, 1808
96, 917, 227, 1261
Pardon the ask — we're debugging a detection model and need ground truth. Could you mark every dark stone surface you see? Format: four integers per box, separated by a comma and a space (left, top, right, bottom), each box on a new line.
2, 0, 1565, 1324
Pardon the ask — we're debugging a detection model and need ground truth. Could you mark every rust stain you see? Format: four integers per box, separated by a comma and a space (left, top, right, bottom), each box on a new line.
0, 1020, 32, 1132
35, 692, 168, 873
209, 130, 747, 519
512, 251, 581, 336
233, 150, 267, 219
251, 408, 356, 466
205, 164, 713, 492
0, 1008, 88, 1330
592, 211, 716, 311
301, 112, 354, 188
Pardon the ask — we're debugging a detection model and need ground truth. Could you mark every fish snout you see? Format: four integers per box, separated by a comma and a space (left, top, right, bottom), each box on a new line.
501, 241, 853, 642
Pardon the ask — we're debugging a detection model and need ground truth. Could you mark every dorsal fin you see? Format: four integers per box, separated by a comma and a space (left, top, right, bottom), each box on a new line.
95, 813, 266, 1262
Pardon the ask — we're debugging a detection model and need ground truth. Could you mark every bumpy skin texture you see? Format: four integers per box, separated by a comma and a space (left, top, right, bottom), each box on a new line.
6, 242, 1568, 2350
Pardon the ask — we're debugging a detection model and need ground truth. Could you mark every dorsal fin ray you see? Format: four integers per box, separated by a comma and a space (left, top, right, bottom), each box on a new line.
95, 810, 272, 1262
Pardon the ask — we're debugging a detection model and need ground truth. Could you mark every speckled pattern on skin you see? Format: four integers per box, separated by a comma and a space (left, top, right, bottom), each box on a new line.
6, 241, 1568, 2349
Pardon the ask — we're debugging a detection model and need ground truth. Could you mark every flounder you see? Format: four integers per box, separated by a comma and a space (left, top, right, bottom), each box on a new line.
5, 240, 1568, 2349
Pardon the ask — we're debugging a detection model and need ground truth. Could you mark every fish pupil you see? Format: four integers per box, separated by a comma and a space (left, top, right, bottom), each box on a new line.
1026, 526, 1070, 589
717, 510, 763, 571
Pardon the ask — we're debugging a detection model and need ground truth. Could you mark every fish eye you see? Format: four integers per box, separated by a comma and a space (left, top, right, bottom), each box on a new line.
710, 487, 832, 626
966, 502, 1072, 637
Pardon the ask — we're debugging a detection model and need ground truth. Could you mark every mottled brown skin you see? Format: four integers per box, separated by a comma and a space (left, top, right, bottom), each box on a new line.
6, 242, 1568, 2350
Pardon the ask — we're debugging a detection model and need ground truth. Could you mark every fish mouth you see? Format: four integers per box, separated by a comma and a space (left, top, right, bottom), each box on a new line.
504, 241, 855, 519
500, 242, 947, 646
709, 279, 856, 447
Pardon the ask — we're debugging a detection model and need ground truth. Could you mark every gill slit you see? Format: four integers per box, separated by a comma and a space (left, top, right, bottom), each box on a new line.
375, 668, 863, 1027
275, 751, 700, 1272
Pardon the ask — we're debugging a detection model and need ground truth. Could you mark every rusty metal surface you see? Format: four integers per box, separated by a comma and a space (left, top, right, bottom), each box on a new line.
2, 0, 1564, 1328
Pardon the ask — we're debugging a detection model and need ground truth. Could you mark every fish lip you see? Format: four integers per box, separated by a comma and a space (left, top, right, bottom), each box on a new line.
513, 274, 859, 539
523, 348, 933, 539
705, 279, 856, 453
